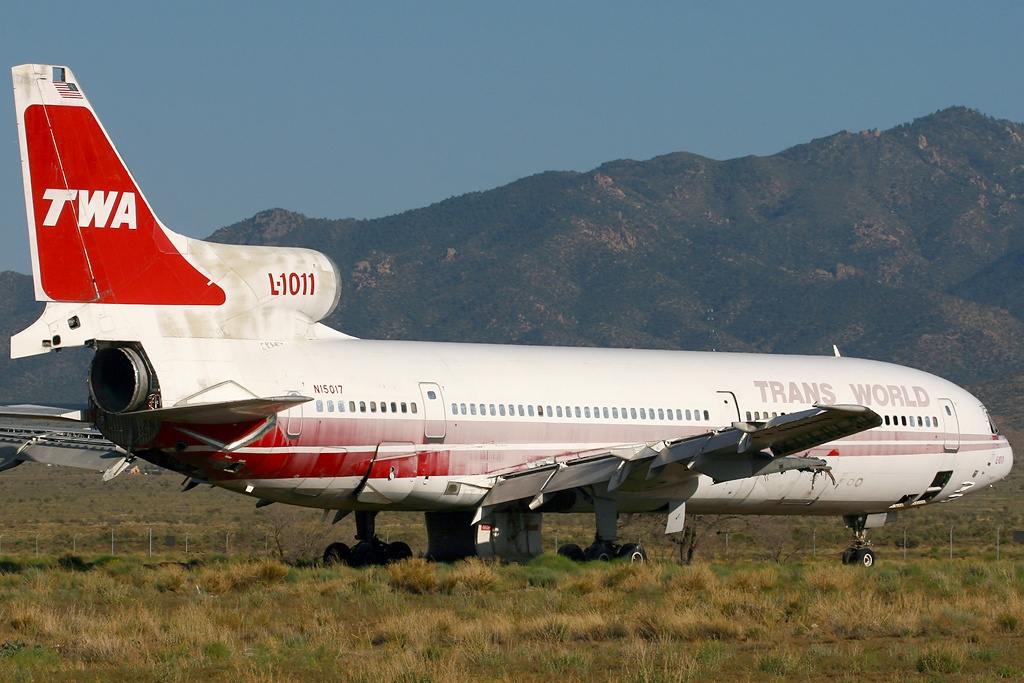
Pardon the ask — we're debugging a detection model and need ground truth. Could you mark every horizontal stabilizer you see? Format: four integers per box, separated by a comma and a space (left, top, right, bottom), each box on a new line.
123, 395, 310, 425
0, 405, 126, 477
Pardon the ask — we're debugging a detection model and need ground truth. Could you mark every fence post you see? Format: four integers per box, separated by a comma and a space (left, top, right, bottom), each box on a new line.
997, 525, 1002, 561
149, 528, 153, 558
225, 532, 230, 554
73, 534, 77, 554
903, 526, 908, 561
111, 529, 114, 555
35, 534, 39, 557
185, 533, 189, 555
949, 525, 954, 559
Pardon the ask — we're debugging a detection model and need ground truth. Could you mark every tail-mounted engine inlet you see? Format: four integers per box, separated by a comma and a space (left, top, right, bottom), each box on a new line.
89, 344, 160, 413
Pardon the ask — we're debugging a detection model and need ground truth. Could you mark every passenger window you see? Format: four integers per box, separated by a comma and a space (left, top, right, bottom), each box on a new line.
884, 415, 890, 425
427, 390, 436, 400
917, 416, 923, 427
676, 409, 682, 420
518, 405, 524, 417
370, 401, 377, 413
359, 401, 366, 413
584, 407, 591, 418
933, 415, 938, 426
391, 402, 397, 413
612, 407, 619, 419
630, 408, 637, 419
470, 404, 477, 415
545, 406, 551, 416
316, 400, 323, 412
528, 405, 535, 417
686, 409, 692, 420
703, 410, 709, 420
945, 405, 952, 415
640, 408, 646, 419
451, 403, 458, 414
349, 401, 356, 412
603, 407, 609, 419
499, 404, 506, 416
327, 401, 335, 413
901, 416, 907, 426
745, 411, 751, 420
460, 403, 466, 415
667, 408, 673, 421
380, 402, 387, 413
925, 416, 930, 427
658, 408, 664, 420
411, 403, 417, 413
399, 402, 405, 413
489, 404, 495, 416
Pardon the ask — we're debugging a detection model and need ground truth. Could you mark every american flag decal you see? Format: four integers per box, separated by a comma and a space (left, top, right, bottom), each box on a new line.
54, 82, 83, 99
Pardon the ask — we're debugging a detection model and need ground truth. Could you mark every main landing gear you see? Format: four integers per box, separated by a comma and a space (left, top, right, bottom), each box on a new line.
556, 497, 648, 563
322, 511, 413, 567
841, 513, 877, 567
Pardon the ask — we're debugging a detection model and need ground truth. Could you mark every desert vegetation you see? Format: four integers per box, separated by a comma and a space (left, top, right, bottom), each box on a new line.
0, 553, 1022, 681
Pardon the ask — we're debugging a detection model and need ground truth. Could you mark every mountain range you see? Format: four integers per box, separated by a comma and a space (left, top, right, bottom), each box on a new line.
3, 106, 1024, 437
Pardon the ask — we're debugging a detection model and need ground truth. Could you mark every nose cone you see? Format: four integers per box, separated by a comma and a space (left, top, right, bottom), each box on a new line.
989, 435, 1013, 484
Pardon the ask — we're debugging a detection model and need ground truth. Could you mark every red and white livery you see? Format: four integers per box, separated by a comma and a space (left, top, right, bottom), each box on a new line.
4, 64, 1012, 566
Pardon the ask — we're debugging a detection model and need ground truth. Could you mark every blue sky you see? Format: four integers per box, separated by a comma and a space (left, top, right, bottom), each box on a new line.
2, 2, 1023, 273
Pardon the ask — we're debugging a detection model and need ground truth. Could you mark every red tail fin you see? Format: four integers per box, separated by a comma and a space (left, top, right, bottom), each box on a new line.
15, 64, 224, 305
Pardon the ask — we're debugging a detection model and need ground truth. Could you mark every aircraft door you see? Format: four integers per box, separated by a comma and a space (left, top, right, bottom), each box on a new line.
938, 398, 960, 453
356, 442, 418, 505
717, 390, 741, 426
285, 391, 303, 439
419, 382, 446, 443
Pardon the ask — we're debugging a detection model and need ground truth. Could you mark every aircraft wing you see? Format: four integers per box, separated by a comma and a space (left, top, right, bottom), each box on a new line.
0, 405, 128, 479
475, 403, 880, 520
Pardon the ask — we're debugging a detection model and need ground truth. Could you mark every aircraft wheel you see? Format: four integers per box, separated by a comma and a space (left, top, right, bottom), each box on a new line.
841, 548, 856, 565
350, 540, 387, 567
852, 548, 876, 567
323, 542, 351, 566
387, 541, 413, 563
556, 544, 585, 561
617, 543, 647, 563
584, 541, 617, 562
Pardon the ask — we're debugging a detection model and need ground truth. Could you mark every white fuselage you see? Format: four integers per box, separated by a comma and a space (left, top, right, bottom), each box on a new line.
169, 337, 1010, 517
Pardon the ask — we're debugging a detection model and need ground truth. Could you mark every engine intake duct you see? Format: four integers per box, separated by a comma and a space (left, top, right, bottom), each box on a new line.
89, 345, 158, 413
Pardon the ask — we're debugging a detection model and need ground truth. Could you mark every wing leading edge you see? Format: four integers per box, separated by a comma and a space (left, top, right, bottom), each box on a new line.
474, 403, 880, 527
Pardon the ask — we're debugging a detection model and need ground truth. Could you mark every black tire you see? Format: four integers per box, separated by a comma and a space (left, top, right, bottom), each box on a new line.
387, 541, 413, 563
350, 540, 386, 567
853, 548, 876, 567
841, 548, 856, 565
585, 542, 617, 562
617, 543, 648, 563
323, 542, 351, 566
557, 543, 585, 561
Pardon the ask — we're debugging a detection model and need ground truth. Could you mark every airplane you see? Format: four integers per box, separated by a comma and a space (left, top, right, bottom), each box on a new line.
0, 63, 1012, 568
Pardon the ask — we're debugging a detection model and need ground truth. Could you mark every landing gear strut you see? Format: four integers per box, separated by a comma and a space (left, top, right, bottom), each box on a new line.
556, 496, 647, 563
842, 514, 877, 567
322, 511, 413, 567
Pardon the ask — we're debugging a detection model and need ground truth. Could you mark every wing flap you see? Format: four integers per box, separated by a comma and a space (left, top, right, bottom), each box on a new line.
476, 403, 880, 515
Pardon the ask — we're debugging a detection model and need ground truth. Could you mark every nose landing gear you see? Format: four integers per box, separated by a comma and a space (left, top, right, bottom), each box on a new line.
842, 513, 887, 567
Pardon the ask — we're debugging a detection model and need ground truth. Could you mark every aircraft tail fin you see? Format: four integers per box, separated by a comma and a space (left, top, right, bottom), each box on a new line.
11, 65, 340, 357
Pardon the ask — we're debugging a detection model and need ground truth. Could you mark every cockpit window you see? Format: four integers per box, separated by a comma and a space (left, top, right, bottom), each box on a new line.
985, 409, 1000, 435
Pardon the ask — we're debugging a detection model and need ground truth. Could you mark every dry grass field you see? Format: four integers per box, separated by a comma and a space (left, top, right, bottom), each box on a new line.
0, 462, 1021, 681
0, 554, 1022, 682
